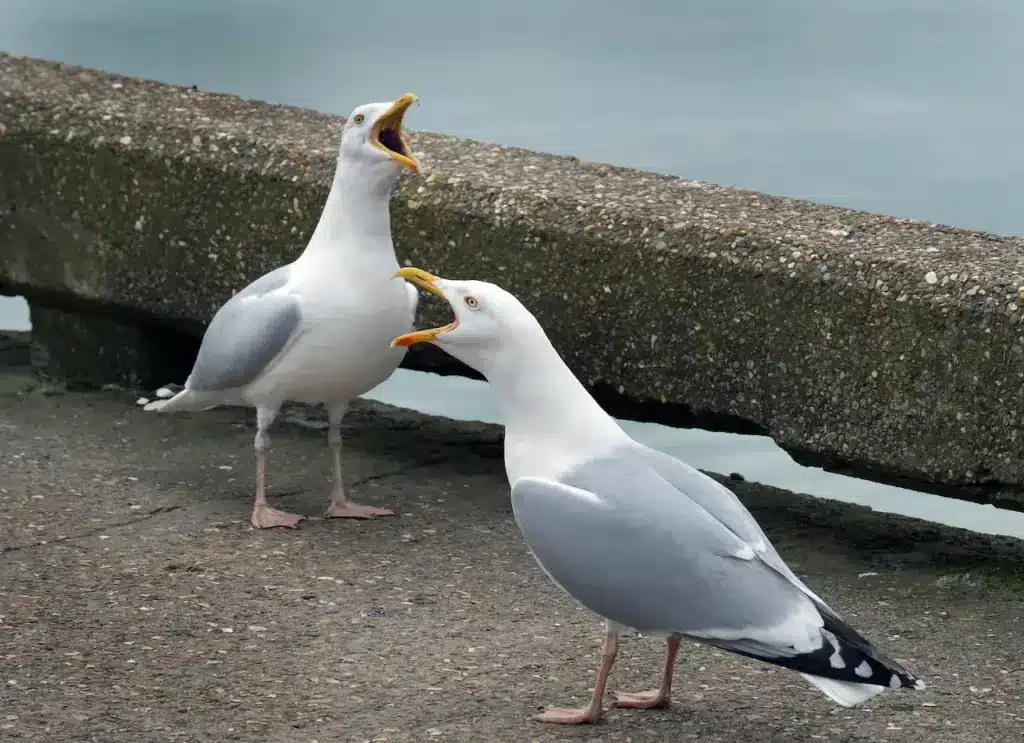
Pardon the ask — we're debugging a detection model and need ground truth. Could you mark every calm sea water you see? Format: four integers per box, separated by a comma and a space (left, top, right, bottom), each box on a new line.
3, 1, 1024, 538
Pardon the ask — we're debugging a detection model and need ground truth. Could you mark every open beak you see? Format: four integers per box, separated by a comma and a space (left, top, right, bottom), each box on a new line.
390, 267, 458, 347
371, 93, 419, 170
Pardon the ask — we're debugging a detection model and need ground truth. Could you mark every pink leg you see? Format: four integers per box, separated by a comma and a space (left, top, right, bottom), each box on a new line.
613, 634, 681, 710
250, 413, 305, 530
323, 418, 393, 520
535, 629, 619, 725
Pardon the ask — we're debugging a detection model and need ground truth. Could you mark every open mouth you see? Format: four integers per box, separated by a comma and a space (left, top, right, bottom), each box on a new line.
390, 267, 456, 347
390, 319, 459, 348
371, 93, 418, 170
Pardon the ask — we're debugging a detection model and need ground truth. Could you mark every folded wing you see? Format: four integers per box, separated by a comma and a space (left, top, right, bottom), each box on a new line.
186, 265, 303, 393
510, 448, 923, 703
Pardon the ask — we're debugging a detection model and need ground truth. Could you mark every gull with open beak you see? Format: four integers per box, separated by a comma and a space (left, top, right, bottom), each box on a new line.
391, 267, 924, 725
138, 94, 422, 529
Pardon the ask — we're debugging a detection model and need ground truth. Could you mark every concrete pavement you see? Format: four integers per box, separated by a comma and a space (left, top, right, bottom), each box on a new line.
1, 351, 1021, 742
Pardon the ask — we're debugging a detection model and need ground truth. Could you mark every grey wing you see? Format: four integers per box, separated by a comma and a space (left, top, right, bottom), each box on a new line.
187, 266, 302, 392
232, 264, 292, 300
510, 459, 823, 649
629, 442, 771, 550
629, 442, 829, 600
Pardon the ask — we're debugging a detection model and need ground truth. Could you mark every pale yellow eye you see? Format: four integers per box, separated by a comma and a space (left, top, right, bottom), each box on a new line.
353, 113, 365, 125
464, 296, 479, 310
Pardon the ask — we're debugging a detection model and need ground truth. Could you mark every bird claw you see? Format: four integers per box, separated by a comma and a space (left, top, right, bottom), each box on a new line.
533, 706, 602, 725
251, 505, 306, 529
612, 689, 671, 709
323, 502, 394, 519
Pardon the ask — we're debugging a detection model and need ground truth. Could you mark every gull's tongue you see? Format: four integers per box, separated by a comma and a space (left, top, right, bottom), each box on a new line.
378, 128, 403, 154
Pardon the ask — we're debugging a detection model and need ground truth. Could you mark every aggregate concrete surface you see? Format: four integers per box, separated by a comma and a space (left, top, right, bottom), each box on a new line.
8, 52, 1024, 493
1, 359, 1021, 742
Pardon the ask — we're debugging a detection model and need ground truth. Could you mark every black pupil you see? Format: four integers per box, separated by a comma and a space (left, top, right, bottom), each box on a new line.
378, 129, 403, 155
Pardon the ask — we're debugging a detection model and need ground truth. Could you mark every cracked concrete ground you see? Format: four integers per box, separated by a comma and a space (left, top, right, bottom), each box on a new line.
0, 352, 1022, 742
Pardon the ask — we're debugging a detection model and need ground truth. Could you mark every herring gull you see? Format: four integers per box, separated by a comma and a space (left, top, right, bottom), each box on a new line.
390, 267, 925, 725
139, 95, 422, 529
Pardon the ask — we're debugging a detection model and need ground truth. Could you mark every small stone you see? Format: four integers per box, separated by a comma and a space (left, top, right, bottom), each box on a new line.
925, 271, 938, 285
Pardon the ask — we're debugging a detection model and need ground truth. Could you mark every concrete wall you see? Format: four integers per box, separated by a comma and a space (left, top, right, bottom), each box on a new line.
3, 53, 1024, 508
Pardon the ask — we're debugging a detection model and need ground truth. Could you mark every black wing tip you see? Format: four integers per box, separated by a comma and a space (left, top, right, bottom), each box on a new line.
887, 667, 926, 691
818, 611, 924, 691
715, 624, 924, 692
767, 647, 924, 691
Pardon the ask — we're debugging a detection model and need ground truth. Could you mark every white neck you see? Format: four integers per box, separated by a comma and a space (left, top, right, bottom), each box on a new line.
466, 332, 628, 482
300, 158, 397, 265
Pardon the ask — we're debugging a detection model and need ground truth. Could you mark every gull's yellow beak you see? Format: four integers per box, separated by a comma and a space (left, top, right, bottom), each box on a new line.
390, 267, 458, 347
371, 93, 419, 171
393, 267, 444, 296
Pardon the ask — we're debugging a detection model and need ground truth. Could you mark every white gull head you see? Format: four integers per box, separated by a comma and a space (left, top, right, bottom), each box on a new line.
390, 268, 629, 483
306, 93, 419, 249
389, 268, 549, 378
336, 94, 419, 190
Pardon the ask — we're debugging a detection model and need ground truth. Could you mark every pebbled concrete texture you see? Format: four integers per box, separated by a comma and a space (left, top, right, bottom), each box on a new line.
1, 342, 1023, 743
3, 53, 1024, 501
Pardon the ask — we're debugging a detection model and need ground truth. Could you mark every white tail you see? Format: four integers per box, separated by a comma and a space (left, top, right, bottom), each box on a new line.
800, 673, 886, 707
138, 386, 215, 413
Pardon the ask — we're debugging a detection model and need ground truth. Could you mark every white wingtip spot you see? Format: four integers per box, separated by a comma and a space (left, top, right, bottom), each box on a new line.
889, 674, 902, 690
136, 397, 150, 406
913, 679, 926, 690
821, 630, 846, 669
854, 660, 872, 678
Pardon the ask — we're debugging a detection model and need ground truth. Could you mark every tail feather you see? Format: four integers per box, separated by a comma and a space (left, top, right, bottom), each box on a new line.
710, 607, 924, 706
155, 384, 184, 399
800, 674, 886, 707
138, 383, 216, 413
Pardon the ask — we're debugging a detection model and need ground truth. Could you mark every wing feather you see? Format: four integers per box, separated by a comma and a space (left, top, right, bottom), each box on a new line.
510, 461, 822, 650
510, 450, 924, 694
186, 265, 303, 392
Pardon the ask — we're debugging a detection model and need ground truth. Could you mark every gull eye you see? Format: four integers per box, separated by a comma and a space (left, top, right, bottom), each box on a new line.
464, 296, 479, 310
353, 113, 365, 125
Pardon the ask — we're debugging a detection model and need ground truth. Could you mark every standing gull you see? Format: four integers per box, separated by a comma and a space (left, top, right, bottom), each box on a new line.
140, 95, 422, 529
390, 267, 925, 725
